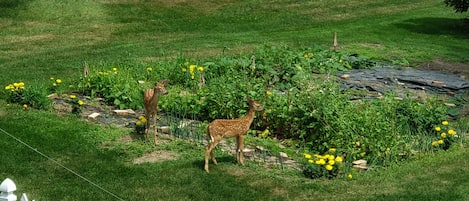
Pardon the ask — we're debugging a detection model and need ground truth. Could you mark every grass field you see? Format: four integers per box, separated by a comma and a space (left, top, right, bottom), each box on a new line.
1, 0, 469, 200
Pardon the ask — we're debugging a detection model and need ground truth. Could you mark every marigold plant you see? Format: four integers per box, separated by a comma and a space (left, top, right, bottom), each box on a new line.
303, 148, 345, 179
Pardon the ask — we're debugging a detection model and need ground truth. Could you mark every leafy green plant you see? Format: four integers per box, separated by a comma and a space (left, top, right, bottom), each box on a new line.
4, 81, 51, 110
431, 120, 460, 150
303, 148, 345, 179
67, 94, 84, 115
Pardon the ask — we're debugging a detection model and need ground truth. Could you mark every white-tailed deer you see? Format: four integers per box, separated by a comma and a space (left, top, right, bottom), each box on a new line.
144, 80, 168, 144
204, 98, 264, 173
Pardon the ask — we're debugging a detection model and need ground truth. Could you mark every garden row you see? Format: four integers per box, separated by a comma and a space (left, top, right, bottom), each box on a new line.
2, 45, 465, 179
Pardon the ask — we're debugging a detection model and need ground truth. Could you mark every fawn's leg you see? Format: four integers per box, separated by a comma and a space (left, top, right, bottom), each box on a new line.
153, 112, 158, 144
144, 113, 150, 142
205, 137, 221, 173
237, 135, 245, 165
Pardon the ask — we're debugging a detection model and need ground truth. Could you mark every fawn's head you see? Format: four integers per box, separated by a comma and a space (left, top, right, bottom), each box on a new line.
154, 80, 168, 95
247, 98, 264, 111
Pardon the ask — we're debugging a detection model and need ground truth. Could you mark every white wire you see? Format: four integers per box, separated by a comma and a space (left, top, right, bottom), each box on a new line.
0, 127, 126, 201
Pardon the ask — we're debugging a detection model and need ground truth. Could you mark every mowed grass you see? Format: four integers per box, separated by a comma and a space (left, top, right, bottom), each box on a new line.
1, 0, 469, 200
1, 0, 468, 83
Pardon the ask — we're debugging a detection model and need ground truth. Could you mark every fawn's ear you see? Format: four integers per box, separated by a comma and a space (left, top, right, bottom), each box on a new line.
160, 80, 168, 85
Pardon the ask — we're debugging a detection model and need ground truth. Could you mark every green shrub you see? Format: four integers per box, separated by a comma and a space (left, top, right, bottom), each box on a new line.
4, 81, 51, 110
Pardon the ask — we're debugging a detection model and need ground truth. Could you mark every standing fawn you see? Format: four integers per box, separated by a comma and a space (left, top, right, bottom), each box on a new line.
143, 80, 168, 144
204, 98, 264, 173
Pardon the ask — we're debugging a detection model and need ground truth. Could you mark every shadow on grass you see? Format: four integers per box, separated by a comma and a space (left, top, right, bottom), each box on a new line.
395, 17, 468, 38
193, 155, 237, 171
0, 0, 30, 18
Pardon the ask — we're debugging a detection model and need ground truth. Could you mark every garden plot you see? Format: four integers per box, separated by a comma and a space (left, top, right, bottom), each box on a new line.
338, 67, 469, 97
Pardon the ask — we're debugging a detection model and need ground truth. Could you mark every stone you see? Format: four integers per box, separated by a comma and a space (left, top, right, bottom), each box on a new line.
47, 93, 58, 100
243, 148, 254, 157
88, 112, 100, 119
113, 109, 135, 116
431, 80, 445, 86
340, 74, 350, 79
160, 126, 170, 134
444, 103, 456, 107
255, 146, 265, 152
279, 152, 289, 160
352, 159, 367, 166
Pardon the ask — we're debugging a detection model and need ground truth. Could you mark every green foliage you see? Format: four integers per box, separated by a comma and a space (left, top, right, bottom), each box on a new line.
445, 0, 469, 13
76, 65, 149, 109
302, 149, 346, 179
66, 94, 85, 115
3, 81, 51, 110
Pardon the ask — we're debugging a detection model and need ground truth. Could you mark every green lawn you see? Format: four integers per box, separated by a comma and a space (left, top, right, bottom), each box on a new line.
1, 0, 469, 200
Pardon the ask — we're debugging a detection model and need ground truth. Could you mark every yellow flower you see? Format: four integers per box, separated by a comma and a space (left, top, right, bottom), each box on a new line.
325, 165, 333, 171
50, 77, 54, 80
435, 126, 441, 132
69, 95, 76, 99
56, 79, 62, 84
138, 115, 147, 123
442, 121, 449, 126
448, 129, 456, 136
328, 159, 335, 165
438, 139, 444, 144
182, 68, 187, 72
348, 174, 353, 179
441, 133, 447, 139
52, 83, 57, 87
432, 141, 439, 147
329, 148, 336, 153
147, 67, 153, 72
266, 91, 272, 95
198, 66, 204, 71
304, 153, 312, 159
136, 120, 142, 126
308, 159, 314, 164
335, 156, 343, 163
23, 104, 28, 109
113, 67, 117, 71
328, 155, 335, 161
5, 84, 14, 90
78, 100, 84, 105
315, 159, 326, 165
189, 65, 196, 72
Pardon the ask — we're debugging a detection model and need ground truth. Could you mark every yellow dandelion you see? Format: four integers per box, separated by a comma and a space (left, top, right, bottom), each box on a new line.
52, 83, 57, 87
113, 67, 117, 71
198, 66, 204, 71
308, 159, 314, 164
50, 77, 54, 80
441, 133, 447, 139
432, 141, 439, 147
442, 121, 449, 126
315, 159, 326, 165
182, 68, 187, 72
136, 120, 142, 126
325, 165, 333, 171
335, 156, 343, 163
438, 139, 444, 144
56, 79, 62, 84
147, 67, 153, 72
189, 65, 196, 72
328, 155, 335, 161
448, 129, 456, 136
435, 126, 441, 132
304, 153, 312, 159
5, 84, 14, 90
69, 95, 77, 99
78, 100, 84, 105
266, 91, 272, 95
23, 104, 28, 109
328, 159, 335, 165
139, 115, 147, 123
329, 148, 336, 153
348, 174, 353, 179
